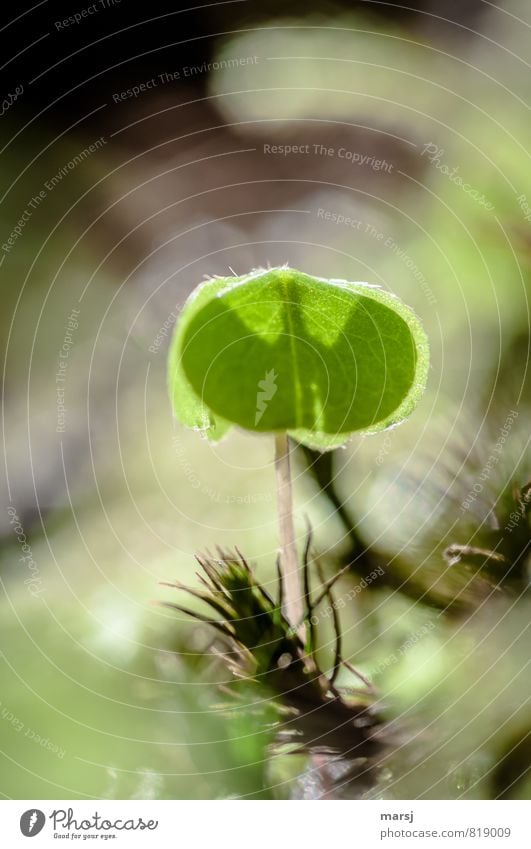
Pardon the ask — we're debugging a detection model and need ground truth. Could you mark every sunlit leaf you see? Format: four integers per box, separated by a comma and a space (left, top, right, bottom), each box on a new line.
168, 267, 429, 449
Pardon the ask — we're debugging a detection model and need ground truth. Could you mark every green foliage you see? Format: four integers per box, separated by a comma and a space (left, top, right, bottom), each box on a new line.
168, 267, 429, 449
379, 598, 531, 800
163, 547, 384, 796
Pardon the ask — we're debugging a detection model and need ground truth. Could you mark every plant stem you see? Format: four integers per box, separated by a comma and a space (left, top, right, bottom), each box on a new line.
274, 433, 305, 636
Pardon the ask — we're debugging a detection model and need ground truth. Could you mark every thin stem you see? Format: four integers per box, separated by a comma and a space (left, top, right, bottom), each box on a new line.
274, 433, 305, 635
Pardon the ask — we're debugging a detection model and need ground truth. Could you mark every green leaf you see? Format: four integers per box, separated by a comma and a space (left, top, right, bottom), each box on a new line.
168, 267, 429, 449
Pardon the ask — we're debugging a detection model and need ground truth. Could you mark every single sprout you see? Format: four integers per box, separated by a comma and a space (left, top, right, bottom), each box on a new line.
167, 266, 429, 631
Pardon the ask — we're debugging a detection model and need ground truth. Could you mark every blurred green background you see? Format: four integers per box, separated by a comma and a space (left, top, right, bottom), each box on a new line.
1, 0, 529, 799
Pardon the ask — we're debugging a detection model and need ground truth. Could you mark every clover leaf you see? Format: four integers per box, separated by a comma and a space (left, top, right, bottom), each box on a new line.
168, 267, 428, 450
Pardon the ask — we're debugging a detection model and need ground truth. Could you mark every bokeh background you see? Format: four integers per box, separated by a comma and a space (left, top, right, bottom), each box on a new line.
1, 0, 530, 799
